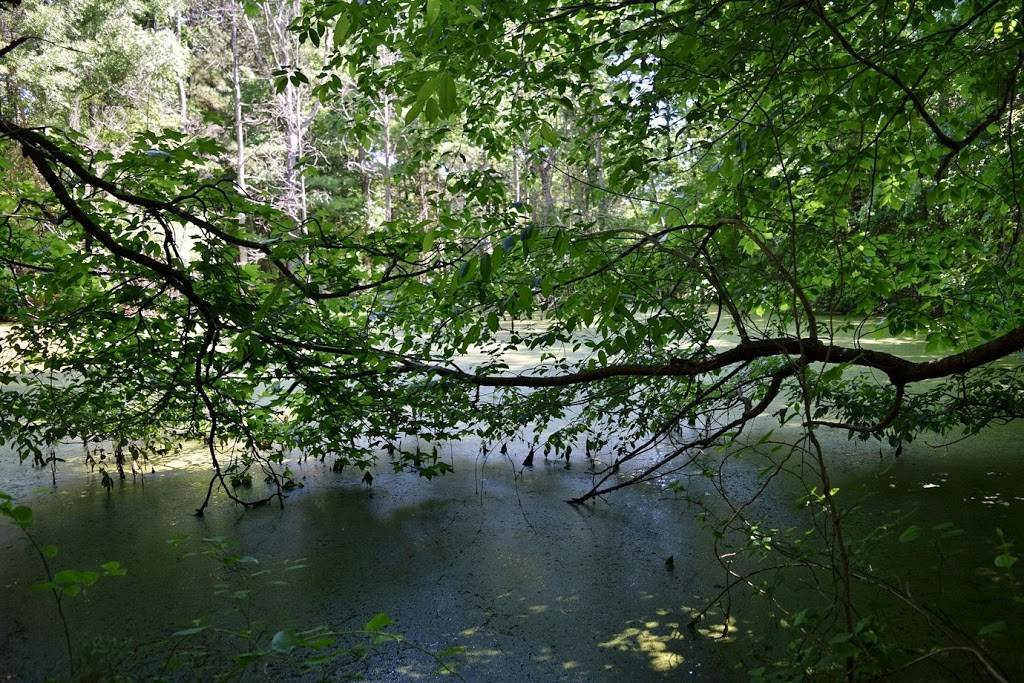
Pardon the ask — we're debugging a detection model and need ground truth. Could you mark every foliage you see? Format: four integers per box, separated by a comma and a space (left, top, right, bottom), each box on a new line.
3, 0, 1024, 679
1, 494, 461, 680
1, 491, 127, 679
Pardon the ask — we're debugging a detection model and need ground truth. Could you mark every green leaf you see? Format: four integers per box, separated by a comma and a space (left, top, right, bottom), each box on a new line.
898, 525, 921, 543
425, 0, 441, 24
438, 73, 457, 115
8, 505, 32, 527
304, 636, 336, 650
553, 230, 569, 256
405, 98, 427, 124
333, 14, 351, 47
101, 561, 127, 576
271, 629, 299, 653
517, 285, 533, 310
538, 121, 559, 145
819, 365, 845, 383
252, 281, 285, 328
978, 620, 1007, 636
364, 612, 394, 632
540, 274, 554, 297
995, 553, 1018, 569
479, 253, 492, 281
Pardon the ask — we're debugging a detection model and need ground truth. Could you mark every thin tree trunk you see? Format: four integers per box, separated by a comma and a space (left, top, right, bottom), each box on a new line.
358, 144, 371, 218
231, 8, 246, 192
283, 80, 301, 219
593, 132, 608, 226
512, 149, 521, 203
230, 1, 248, 264
536, 150, 555, 224
418, 168, 429, 220
295, 86, 307, 222
175, 11, 188, 126
68, 96, 81, 132
382, 92, 393, 223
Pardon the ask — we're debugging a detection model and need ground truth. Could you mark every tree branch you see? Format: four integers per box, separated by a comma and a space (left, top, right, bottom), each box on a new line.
403, 327, 1024, 389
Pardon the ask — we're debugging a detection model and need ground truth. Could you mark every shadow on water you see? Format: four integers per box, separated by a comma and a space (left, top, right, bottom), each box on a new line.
0, 443, 762, 681
699, 417, 1024, 682
2, 328, 1023, 680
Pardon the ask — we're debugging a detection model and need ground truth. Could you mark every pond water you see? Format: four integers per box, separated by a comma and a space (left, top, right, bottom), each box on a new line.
1, 331, 1023, 681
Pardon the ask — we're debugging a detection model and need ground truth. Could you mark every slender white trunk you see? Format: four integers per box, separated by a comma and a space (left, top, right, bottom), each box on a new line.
593, 133, 607, 226
175, 12, 188, 126
282, 81, 301, 219
230, 2, 248, 264
512, 149, 521, 203
231, 7, 245, 191
382, 91, 393, 223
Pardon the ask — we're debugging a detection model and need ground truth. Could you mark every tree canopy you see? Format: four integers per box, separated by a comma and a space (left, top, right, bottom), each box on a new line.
1, 0, 1023, 511
4, 1, 1024, 679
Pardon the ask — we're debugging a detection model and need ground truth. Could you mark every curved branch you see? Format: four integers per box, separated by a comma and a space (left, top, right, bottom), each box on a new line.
404, 326, 1024, 389
809, 382, 906, 433
12, 132, 214, 318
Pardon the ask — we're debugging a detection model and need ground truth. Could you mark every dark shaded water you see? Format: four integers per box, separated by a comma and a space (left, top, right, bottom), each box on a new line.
1, 442, 762, 681
2, 422, 1023, 681
2, 329, 1023, 680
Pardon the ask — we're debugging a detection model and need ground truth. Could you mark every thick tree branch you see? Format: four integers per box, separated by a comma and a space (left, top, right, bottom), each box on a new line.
11, 132, 214, 318
0, 35, 34, 60
404, 326, 1024, 388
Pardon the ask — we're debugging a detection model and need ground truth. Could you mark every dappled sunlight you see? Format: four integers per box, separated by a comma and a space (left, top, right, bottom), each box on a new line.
530, 645, 555, 663
450, 646, 504, 663
5, 0, 1024, 678
392, 643, 505, 679
681, 606, 741, 643
856, 336, 922, 346
598, 616, 687, 672
393, 664, 432, 679
146, 445, 220, 473
598, 603, 746, 675
967, 492, 1019, 507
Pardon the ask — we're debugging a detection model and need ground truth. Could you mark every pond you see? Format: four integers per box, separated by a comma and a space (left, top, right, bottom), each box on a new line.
1, 331, 1023, 681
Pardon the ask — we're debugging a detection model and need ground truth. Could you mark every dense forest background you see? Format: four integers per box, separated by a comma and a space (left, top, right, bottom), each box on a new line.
0, 0, 623, 257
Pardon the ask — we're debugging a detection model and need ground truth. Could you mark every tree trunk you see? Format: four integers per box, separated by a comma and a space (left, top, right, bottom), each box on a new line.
382, 92, 393, 223
593, 134, 608, 226
229, 1, 248, 264
418, 168, 429, 220
175, 11, 188, 127
512, 149, 521, 203
536, 150, 556, 224
231, 6, 245, 192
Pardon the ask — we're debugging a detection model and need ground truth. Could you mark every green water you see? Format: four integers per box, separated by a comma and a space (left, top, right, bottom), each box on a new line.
1, 331, 1023, 681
